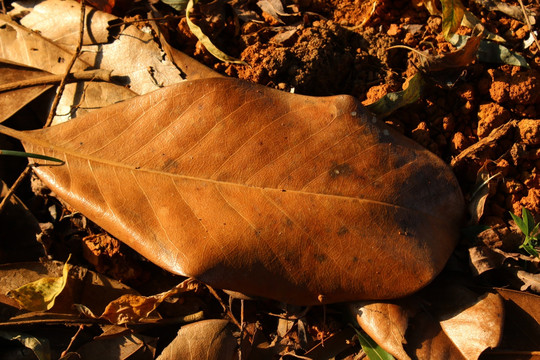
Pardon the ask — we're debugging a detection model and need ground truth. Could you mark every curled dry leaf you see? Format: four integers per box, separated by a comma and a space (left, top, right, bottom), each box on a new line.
438, 292, 504, 359
409, 282, 505, 360
353, 301, 411, 360
99, 278, 198, 325
0, 77, 464, 305
157, 319, 237, 360
495, 288, 540, 351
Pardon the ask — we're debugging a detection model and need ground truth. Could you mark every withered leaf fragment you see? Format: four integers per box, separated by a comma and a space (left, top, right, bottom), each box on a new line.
0, 77, 464, 305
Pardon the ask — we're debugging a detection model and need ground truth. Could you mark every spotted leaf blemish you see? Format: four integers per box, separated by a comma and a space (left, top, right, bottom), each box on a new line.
329, 163, 353, 178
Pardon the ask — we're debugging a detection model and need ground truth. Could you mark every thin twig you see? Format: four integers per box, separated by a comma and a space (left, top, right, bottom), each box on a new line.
107, 15, 183, 28
206, 285, 242, 330
517, 0, 540, 53
0, 69, 112, 93
60, 324, 86, 358
0, 0, 6, 14
44, 0, 86, 128
0, 166, 32, 214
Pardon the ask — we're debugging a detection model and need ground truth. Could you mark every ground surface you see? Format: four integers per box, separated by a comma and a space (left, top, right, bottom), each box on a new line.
0, 0, 539, 358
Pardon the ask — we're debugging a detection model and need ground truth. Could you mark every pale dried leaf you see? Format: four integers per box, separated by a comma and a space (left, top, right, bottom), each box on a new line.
0, 14, 88, 74
516, 270, 540, 293
438, 292, 504, 359
157, 320, 237, 360
16, 0, 184, 96
186, 0, 246, 64
257, 0, 287, 23
0, 15, 136, 124
0, 60, 52, 123
19, 0, 116, 49
0, 261, 139, 316
80, 25, 185, 95
76, 333, 157, 360
468, 245, 505, 275
0, 77, 464, 305
353, 301, 411, 360
0, 331, 50, 360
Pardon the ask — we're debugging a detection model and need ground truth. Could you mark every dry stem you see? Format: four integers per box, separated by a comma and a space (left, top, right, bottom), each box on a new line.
44, 0, 86, 127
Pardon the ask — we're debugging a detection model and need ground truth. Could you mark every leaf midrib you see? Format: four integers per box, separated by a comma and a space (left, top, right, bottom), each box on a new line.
0, 124, 440, 218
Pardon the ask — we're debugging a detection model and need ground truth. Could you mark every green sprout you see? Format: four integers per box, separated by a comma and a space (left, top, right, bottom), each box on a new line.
510, 208, 539, 257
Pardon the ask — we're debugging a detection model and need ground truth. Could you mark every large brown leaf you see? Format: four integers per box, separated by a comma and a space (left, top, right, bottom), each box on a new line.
0, 77, 464, 305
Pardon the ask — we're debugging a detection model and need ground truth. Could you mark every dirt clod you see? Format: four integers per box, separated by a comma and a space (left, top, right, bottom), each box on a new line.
477, 103, 511, 138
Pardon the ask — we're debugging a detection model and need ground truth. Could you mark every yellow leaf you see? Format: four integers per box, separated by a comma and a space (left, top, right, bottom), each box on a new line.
7, 255, 71, 311
186, 0, 247, 65
441, 0, 465, 40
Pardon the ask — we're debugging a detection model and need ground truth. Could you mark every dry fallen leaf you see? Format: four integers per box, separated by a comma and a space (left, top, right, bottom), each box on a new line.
438, 292, 503, 359
157, 319, 237, 360
98, 278, 198, 325
7, 256, 71, 312
0, 14, 136, 124
495, 288, 540, 351
0, 60, 53, 123
0, 77, 465, 305
17, 0, 117, 49
0, 260, 140, 321
408, 281, 504, 360
353, 301, 411, 360
75, 332, 157, 360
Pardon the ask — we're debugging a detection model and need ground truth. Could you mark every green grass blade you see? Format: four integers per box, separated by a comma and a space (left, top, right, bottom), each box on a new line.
352, 326, 395, 360
0, 150, 64, 164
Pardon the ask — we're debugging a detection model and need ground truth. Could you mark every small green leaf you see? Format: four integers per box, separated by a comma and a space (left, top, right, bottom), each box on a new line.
352, 326, 395, 360
366, 73, 424, 118
449, 34, 529, 68
160, 0, 189, 11
186, 0, 247, 65
477, 40, 529, 68
523, 207, 534, 235
531, 222, 540, 238
441, 0, 465, 40
510, 208, 539, 257
510, 212, 526, 234
521, 243, 539, 257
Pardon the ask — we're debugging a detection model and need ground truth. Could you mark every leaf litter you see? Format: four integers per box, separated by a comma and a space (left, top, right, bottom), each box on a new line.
0, 0, 539, 358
